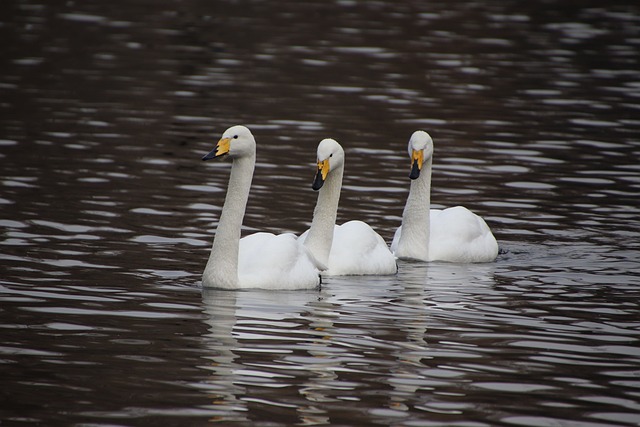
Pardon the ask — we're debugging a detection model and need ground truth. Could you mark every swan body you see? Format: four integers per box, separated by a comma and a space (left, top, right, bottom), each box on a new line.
201, 125, 321, 290
300, 138, 397, 276
391, 131, 498, 263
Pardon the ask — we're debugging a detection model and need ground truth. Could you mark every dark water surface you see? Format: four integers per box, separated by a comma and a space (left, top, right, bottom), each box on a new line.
2, 0, 640, 426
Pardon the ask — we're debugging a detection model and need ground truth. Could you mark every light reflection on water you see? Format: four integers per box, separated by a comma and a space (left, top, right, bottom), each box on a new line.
1, 0, 640, 425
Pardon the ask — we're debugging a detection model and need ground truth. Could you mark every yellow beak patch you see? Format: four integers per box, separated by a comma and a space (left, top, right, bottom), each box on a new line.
216, 137, 231, 156
411, 149, 423, 171
318, 159, 330, 180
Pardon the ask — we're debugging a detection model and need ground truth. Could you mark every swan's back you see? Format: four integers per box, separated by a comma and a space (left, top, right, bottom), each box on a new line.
429, 206, 498, 263
391, 206, 498, 263
238, 232, 320, 289
325, 220, 397, 276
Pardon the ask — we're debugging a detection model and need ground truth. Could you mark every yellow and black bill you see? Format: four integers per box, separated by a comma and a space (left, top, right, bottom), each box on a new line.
202, 137, 231, 161
409, 149, 423, 179
312, 158, 330, 190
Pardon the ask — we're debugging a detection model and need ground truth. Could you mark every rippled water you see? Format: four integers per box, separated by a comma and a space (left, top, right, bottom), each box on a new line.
2, 0, 640, 425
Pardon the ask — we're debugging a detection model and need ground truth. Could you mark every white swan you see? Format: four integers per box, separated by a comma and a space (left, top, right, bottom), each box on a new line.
300, 138, 397, 276
201, 125, 321, 289
391, 130, 499, 263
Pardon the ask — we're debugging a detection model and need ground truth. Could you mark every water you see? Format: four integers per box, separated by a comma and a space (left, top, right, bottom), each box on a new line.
1, 0, 640, 425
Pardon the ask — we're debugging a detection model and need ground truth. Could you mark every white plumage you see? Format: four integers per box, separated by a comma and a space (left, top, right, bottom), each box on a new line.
391, 131, 499, 263
300, 138, 397, 276
201, 125, 321, 289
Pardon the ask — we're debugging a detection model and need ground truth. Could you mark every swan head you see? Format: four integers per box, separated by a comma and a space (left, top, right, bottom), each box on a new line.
202, 125, 256, 161
312, 138, 344, 190
407, 130, 434, 180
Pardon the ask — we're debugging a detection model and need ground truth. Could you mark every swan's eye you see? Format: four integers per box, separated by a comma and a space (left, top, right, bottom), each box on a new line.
233, 135, 238, 139
329, 153, 333, 157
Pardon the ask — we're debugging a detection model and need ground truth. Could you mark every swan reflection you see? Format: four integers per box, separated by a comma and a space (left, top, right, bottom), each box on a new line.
201, 288, 321, 423
199, 261, 498, 424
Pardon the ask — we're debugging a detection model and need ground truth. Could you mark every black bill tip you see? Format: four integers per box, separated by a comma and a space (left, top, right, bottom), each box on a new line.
202, 148, 228, 161
312, 171, 325, 191
202, 148, 217, 161
409, 161, 421, 180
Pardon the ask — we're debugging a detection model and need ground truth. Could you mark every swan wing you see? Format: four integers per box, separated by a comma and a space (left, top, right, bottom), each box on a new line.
238, 232, 320, 289
429, 206, 498, 262
327, 221, 397, 275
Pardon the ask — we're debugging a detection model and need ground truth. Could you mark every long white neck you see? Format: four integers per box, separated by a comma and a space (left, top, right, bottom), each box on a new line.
203, 155, 255, 288
304, 166, 343, 267
396, 158, 432, 261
